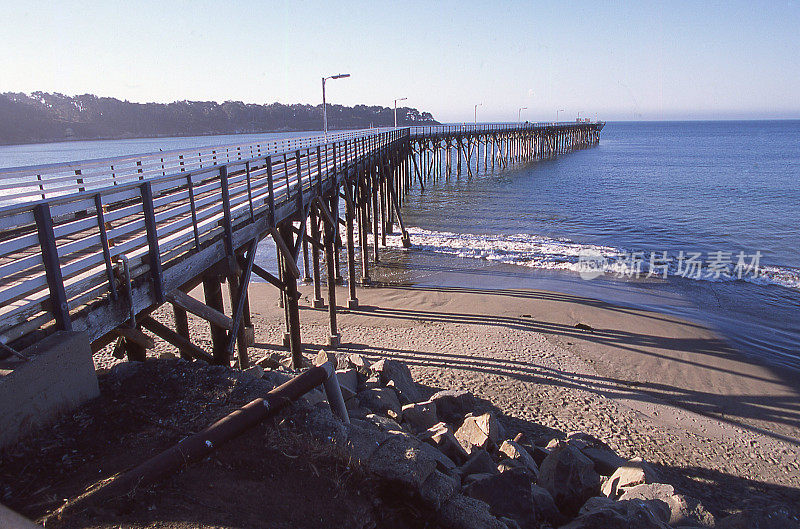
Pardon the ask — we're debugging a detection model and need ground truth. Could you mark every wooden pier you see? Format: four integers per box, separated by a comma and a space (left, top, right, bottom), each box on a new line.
0, 122, 604, 368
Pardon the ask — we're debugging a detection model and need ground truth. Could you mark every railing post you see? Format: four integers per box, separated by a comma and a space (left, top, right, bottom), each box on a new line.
219, 166, 234, 257
95, 193, 117, 300
266, 156, 275, 226
34, 203, 71, 331
187, 174, 201, 249
141, 182, 164, 303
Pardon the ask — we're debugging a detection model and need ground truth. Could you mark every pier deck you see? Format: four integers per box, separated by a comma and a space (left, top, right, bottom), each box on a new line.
0, 122, 604, 365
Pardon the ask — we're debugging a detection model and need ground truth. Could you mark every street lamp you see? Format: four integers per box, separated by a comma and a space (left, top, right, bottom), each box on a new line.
556, 109, 564, 122
474, 103, 483, 125
322, 73, 351, 138
394, 97, 408, 128
518, 107, 528, 125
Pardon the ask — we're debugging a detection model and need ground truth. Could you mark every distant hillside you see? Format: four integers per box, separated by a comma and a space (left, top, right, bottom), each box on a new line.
0, 92, 439, 145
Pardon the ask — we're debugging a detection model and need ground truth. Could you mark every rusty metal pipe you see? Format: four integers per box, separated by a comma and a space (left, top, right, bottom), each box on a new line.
49, 362, 335, 521
322, 369, 350, 424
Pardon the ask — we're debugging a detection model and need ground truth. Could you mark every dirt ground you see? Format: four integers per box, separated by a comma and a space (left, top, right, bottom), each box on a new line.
0, 360, 442, 529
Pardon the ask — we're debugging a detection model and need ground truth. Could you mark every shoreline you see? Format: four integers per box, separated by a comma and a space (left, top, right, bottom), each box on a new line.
92, 279, 800, 517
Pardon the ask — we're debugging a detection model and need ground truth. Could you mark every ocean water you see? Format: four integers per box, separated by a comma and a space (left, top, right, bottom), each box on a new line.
382, 120, 800, 371
1, 122, 797, 371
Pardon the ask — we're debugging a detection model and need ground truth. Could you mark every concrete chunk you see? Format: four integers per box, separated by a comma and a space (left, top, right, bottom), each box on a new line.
0, 332, 98, 449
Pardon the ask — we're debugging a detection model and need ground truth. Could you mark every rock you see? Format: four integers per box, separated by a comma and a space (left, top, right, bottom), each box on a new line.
365, 435, 437, 490
497, 459, 523, 473
108, 361, 142, 381
461, 449, 499, 477
364, 413, 403, 433
335, 368, 358, 400
566, 431, 611, 451
370, 358, 422, 403
419, 470, 460, 510
347, 353, 371, 374
620, 483, 715, 527
418, 440, 458, 472
455, 413, 502, 453
314, 350, 355, 370
601, 457, 661, 498
462, 469, 540, 529
255, 352, 283, 369
437, 494, 508, 529
345, 396, 361, 410
300, 388, 327, 407
499, 440, 539, 476
429, 389, 476, 425
421, 422, 470, 464
563, 499, 671, 529
463, 472, 496, 486
363, 373, 381, 390
298, 405, 348, 446
357, 387, 402, 419
401, 400, 439, 431
530, 484, 562, 526
343, 421, 391, 464
529, 444, 550, 467
537, 443, 601, 516
243, 364, 264, 379
158, 351, 177, 360
582, 447, 627, 476
716, 505, 800, 529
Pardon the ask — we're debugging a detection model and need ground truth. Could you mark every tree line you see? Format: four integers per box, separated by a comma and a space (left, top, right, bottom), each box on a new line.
0, 92, 439, 145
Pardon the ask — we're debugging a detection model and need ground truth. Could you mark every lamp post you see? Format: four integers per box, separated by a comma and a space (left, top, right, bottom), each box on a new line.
394, 97, 407, 128
474, 103, 482, 125
556, 109, 564, 122
518, 106, 528, 125
322, 73, 351, 138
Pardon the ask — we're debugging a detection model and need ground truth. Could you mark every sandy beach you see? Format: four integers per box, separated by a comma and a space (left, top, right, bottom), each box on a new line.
105, 280, 800, 518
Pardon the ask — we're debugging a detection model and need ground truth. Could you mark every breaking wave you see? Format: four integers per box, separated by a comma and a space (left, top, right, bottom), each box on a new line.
377, 227, 800, 290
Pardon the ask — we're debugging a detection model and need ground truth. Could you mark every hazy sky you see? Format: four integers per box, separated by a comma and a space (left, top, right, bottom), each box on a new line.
3, 1, 799, 122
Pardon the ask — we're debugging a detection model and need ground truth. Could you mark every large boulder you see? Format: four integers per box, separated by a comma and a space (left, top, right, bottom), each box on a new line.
620, 483, 715, 527
455, 413, 502, 453
601, 457, 661, 498
370, 359, 422, 403
461, 449, 499, 477
462, 469, 540, 529
537, 443, 601, 516
402, 400, 439, 431
357, 387, 402, 420
429, 389, 476, 425
530, 484, 562, 526
343, 420, 392, 464
498, 439, 539, 477
563, 498, 671, 529
365, 434, 437, 490
364, 413, 403, 433
420, 422, 470, 464
419, 470, 460, 510
437, 494, 508, 529
716, 505, 800, 529
346, 353, 371, 375
418, 440, 458, 472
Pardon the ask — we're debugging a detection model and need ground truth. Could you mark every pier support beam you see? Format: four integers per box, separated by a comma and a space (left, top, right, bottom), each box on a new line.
202, 275, 229, 365
277, 223, 303, 368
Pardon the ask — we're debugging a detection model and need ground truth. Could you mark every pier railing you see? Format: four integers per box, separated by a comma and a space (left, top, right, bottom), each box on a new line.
0, 128, 407, 346
0, 127, 395, 206
0, 121, 603, 351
